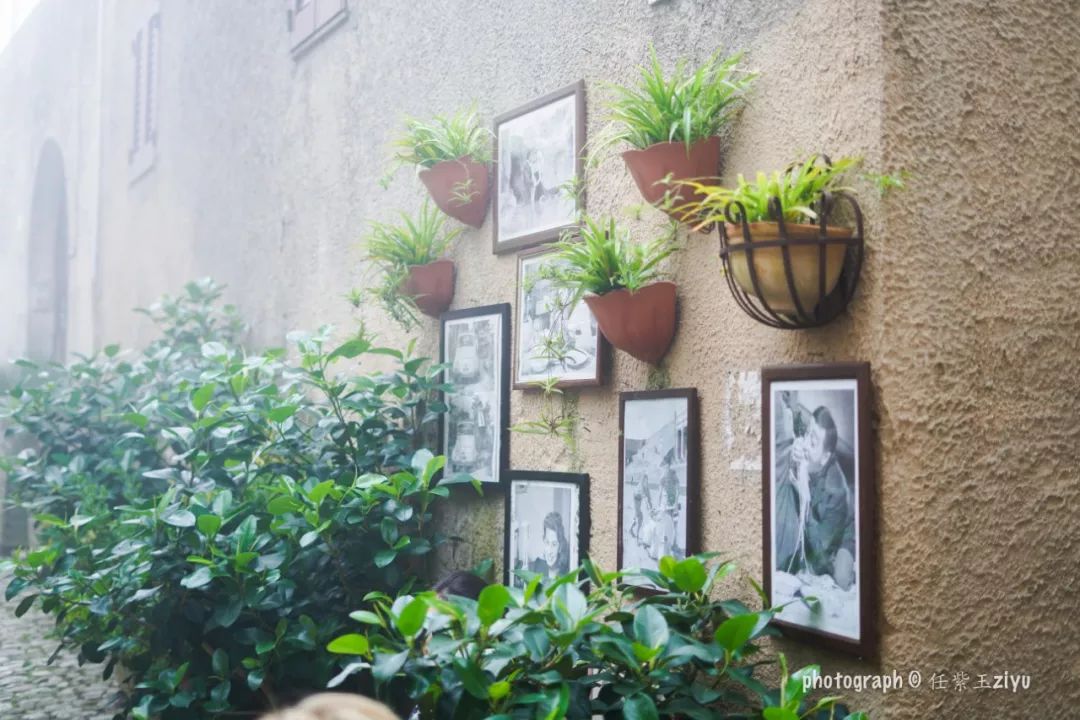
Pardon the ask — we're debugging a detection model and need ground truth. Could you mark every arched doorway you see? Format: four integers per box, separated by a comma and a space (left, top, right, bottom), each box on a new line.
0, 140, 69, 555
26, 140, 69, 363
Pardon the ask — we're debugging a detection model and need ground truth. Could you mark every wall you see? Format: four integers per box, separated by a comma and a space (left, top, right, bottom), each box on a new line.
1, 0, 1078, 716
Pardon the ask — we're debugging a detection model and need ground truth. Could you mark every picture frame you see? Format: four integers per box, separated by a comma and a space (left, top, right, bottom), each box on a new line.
493, 80, 586, 255
439, 304, 511, 487
504, 470, 590, 588
761, 362, 877, 658
617, 388, 700, 589
514, 245, 606, 389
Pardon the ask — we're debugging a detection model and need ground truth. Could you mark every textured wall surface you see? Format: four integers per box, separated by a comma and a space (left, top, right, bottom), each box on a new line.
1, 0, 1078, 716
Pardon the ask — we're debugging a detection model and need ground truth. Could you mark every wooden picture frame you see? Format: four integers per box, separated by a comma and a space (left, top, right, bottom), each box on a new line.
492, 81, 585, 255
761, 362, 877, 658
514, 245, 606, 389
617, 388, 700, 589
504, 470, 590, 588
439, 304, 511, 487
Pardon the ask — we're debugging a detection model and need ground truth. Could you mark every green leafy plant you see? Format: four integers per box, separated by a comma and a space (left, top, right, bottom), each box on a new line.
361, 201, 463, 329
542, 215, 679, 299
1, 281, 461, 719
386, 106, 492, 175
676, 155, 860, 227
328, 554, 867, 720
591, 46, 756, 161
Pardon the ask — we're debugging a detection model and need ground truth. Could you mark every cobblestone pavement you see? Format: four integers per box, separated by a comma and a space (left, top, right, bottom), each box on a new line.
0, 571, 119, 720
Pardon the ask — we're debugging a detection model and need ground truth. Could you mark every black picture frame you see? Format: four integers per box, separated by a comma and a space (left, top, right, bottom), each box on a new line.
617, 388, 700, 589
492, 80, 586, 255
503, 470, 590, 588
438, 304, 511, 487
514, 244, 607, 390
761, 362, 877, 659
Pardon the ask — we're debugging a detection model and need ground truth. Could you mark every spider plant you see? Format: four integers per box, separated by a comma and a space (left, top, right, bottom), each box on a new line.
590, 46, 756, 160
389, 106, 492, 171
361, 201, 463, 328
678, 155, 860, 227
542, 215, 679, 299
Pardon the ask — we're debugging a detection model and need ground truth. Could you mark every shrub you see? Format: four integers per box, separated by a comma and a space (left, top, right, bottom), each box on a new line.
329, 555, 867, 720
1, 280, 456, 719
387, 106, 492, 173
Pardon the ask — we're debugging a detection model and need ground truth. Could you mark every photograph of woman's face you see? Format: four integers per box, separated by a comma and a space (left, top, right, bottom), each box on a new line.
507, 479, 580, 588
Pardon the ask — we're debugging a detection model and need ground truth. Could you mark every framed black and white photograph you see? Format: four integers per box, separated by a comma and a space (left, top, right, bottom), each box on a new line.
514, 246, 605, 389
439, 304, 511, 486
762, 363, 876, 658
504, 471, 589, 588
618, 389, 700, 588
493, 81, 585, 255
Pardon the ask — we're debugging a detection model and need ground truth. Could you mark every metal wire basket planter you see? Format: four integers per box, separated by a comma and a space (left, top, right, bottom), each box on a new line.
717, 191, 864, 329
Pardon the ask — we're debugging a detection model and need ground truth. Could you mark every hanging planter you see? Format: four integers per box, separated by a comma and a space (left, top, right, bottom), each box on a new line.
593, 46, 755, 225
539, 215, 680, 366
418, 156, 490, 228
584, 281, 677, 365
399, 259, 456, 317
621, 136, 721, 224
719, 192, 864, 328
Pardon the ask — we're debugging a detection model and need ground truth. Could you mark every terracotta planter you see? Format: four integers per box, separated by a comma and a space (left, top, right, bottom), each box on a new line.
724, 222, 850, 315
621, 137, 721, 223
398, 259, 455, 318
418, 156, 490, 228
584, 281, 677, 365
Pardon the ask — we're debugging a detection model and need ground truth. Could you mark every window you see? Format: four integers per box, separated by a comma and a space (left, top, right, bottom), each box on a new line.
128, 8, 161, 183
289, 0, 347, 56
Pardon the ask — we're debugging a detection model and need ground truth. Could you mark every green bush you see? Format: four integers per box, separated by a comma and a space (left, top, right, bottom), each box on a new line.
330, 555, 867, 720
1, 280, 456, 719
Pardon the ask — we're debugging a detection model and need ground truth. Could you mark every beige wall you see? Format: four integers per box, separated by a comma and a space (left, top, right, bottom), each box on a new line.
1, 0, 1078, 716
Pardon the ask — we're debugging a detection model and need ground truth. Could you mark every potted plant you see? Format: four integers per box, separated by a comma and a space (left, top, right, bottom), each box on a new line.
387, 107, 492, 228
361, 201, 463, 327
592, 47, 756, 224
679, 155, 860, 317
543, 215, 679, 365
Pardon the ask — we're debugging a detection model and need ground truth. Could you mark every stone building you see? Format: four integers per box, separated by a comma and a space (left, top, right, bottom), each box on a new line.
0, 0, 1077, 717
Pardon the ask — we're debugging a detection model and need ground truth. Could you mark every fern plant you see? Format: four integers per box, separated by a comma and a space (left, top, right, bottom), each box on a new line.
542, 215, 679, 299
389, 106, 492, 171
361, 202, 462, 328
591, 46, 756, 160
677, 155, 860, 227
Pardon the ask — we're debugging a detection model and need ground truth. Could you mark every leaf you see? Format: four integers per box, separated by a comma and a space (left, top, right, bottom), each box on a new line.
489, 680, 511, 700
163, 508, 196, 528
372, 650, 408, 682
267, 495, 301, 515
129, 586, 161, 603
374, 549, 397, 568
197, 514, 222, 537
714, 613, 759, 654
211, 596, 244, 629
395, 597, 428, 637
180, 566, 214, 590
348, 610, 383, 626
476, 584, 511, 627
672, 557, 707, 593
658, 555, 677, 579
247, 668, 265, 692
192, 383, 216, 412
14, 594, 36, 617
267, 405, 298, 423
212, 649, 229, 677
623, 693, 659, 720
307, 479, 336, 505
633, 605, 669, 649
763, 709, 799, 720
327, 633, 370, 656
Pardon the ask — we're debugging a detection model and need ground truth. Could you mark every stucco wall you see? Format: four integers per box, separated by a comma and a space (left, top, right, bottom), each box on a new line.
1, 0, 1078, 716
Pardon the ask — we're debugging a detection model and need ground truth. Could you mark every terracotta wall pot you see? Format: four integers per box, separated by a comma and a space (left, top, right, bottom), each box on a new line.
724, 222, 850, 315
621, 136, 721, 224
399, 259, 455, 318
418, 156, 490, 228
584, 281, 677, 365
